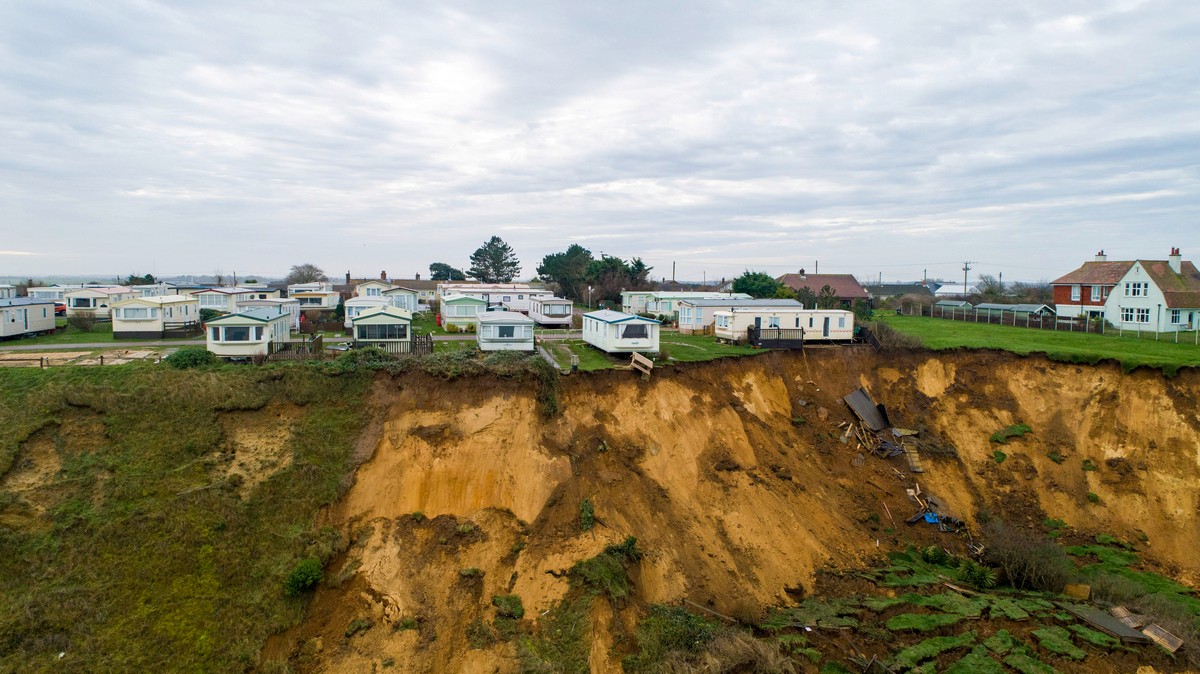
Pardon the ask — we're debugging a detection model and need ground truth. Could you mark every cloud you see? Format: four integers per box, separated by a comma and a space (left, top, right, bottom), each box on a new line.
0, 0, 1197, 282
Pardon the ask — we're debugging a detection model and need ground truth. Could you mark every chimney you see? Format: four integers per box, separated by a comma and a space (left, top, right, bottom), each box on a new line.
345, 271, 351, 285
381, 270, 387, 281
1169, 247, 1182, 274
799, 267, 806, 278
415, 272, 421, 281
1095, 250, 1107, 262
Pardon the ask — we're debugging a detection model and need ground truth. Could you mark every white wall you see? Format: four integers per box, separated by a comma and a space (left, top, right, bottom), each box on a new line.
1104, 264, 1198, 332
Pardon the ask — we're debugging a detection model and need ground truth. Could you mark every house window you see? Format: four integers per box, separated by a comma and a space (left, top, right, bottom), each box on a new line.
1071, 285, 1081, 301
223, 326, 251, 341
70, 298, 92, 308
621, 324, 648, 339
367, 288, 380, 296
795, 317, 800, 328
210, 327, 219, 340
199, 294, 226, 307
1124, 282, 1148, 297
809, 317, 814, 328
255, 327, 264, 340
1170, 309, 1182, 324
1090, 285, 1102, 301
518, 295, 524, 300
767, 316, 780, 328
357, 324, 408, 339
122, 308, 150, 319
1135, 308, 1150, 323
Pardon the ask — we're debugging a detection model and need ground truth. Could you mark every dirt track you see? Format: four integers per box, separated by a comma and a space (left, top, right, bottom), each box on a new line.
261, 349, 1200, 672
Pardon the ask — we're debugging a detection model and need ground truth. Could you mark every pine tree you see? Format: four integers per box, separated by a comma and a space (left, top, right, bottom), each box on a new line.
468, 236, 521, 283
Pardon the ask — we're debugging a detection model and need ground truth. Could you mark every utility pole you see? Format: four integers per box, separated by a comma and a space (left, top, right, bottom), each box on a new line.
962, 262, 973, 295
815, 260, 819, 274
672, 261, 676, 284
999, 272, 1003, 293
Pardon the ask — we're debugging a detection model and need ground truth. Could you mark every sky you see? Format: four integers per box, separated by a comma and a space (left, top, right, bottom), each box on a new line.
2, 0, 1198, 284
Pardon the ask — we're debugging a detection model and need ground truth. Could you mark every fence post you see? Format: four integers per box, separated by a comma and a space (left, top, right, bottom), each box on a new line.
100, 354, 104, 366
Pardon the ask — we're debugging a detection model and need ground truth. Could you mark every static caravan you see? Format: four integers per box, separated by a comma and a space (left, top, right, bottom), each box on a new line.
619, 291, 751, 318
236, 298, 301, 330
194, 287, 257, 314
440, 294, 487, 330
111, 295, 201, 339
0, 285, 15, 300
382, 286, 420, 312
677, 298, 802, 334
714, 308, 855, 343
344, 297, 389, 329
582, 310, 660, 353
528, 297, 573, 327
352, 306, 413, 353
28, 284, 86, 302
436, 283, 551, 313
205, 308, 291, 358
64, 286, 137, 319
0, 298, 56, 338
287, 282, 341, 310
477, 311, 535, 352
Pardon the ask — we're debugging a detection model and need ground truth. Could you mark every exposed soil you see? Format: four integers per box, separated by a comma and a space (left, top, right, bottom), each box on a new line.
246, 348, 1199, 672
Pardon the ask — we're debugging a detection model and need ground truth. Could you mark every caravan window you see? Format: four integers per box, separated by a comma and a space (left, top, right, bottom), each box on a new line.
622, 324, 648, 339
498, 325, 515, 338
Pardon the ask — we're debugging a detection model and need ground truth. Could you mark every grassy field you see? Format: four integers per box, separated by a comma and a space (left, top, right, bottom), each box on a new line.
0, 363, 373, 672
541, 332, 764, 372
880, 315, 1200, 373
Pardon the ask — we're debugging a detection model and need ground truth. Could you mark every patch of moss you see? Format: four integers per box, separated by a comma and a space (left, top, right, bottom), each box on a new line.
892, 632, 976, 669
1031, 626, 1086, 660
990, 424, 1032, 444
885, 612, 964, 631
944, 645, 1005, 674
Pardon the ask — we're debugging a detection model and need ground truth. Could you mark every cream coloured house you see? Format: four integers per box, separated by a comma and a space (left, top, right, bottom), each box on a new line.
205, 308, 291, 358
528, 297, 573, 327
111, 295, 200, 339
193, 287, 258, 314
236, 298, 301, 330
287, 282, 341, 310
713, 307, 854, 342
351, 306, 414, 353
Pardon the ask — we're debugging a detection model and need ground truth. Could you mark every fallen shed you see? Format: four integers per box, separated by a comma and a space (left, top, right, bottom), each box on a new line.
1057, 603, 1153, 644
842, 387, 890, 431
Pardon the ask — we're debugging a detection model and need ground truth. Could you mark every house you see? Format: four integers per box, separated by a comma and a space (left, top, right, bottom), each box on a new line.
236, 297, 301, 330
193, 287, 259, 314
110, 295, 201, 339
0, 298, 56, 339
1105, 248, 1200, 332
975, 303, 1056, 317
0, 285, 15, 299
239, 283, 281, 299
64, 286, 137, 319
382, 287, 420, 312
385, 275, 446, 304
1050, 251, 1136, 319
205, 308, 291, 358
582, 310, 660, 353
440, 294, 488, 330
343, 297, 390, 329
351, 306, 414, 353
286, 282, 342, 311
619, 290, 751, 317
775, 271, 869, 307
476, 311, 536, 352
353, 279, 394, 298
528, 297, 574, 327
436, 283, 552, 313
677, 298, 803, 334
713, 307, 854, 342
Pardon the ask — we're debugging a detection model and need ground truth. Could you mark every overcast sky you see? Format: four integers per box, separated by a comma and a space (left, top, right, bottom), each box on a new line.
2, 1, 1198, 284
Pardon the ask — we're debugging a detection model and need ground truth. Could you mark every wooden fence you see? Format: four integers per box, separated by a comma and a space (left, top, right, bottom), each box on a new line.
162, 321, 202, 338
268, 334, 324, 361
354, 333, 434, 355
747, 326, 806, 349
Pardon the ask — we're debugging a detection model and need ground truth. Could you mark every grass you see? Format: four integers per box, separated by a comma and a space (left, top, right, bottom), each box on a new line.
569, 536, 642, 600
990, 423, 1032, 444
945, 645, 1006, 674
1031, 626, 1086, 660
892, 632, 976, 669
878, 315, 1200, 373
623, 604, 718, 673
0, 362, 373, 672
658, 331, 760, 362
517, 595, 591, 674
886, 612, 965, 631
544, 339, 618, 372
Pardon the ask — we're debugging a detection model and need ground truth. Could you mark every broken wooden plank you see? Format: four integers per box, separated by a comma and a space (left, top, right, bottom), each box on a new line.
1141, 624, 1183, 653
1057, 602, 1152, 644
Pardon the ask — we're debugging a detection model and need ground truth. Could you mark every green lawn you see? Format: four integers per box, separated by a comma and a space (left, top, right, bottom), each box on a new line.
412, 312, 450, 336
435, 339, 476, 353
659, 331, 761, 362
879, 315, 1200, 373
544, 339, 617, 371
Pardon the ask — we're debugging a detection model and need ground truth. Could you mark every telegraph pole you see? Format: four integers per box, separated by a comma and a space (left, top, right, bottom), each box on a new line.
962, 262, 972, 295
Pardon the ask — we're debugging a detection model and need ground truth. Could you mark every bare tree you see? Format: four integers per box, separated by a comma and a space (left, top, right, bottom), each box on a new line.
285, 263, 328, 285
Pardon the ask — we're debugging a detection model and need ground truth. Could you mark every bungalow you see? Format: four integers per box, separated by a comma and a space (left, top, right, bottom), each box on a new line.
619, 291, 751, 317
387, 276, 444, 304
582, 310, 660, 354
440, 294, 488, 330
436, 283, 552, 313
64, 286, 137, 319
713, 307, 854, 342
934, 300, 973, 313
111, 295, 201, 339
239, 283, 282, 299
775, 271, 869, 307
236, 298, 301, 330
354, 279, 393, 298
193, 287, 258, 314
352, 306, 414, 353
343, 297, 390, 329
382, 286, 420, 312
678, 298, 803, 334
205, 307, 291, 359
1104, 248, 1200, 332
477, 311, 536, 352
1050, 251, 1136, 319
528, 297, 574, 327
287, 282, 341, 310
0, 298, 56, 339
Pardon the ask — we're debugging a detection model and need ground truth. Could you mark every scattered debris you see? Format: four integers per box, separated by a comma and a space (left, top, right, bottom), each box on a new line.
1141, 624, 1183, 653
1057, 603, 1152, 644
892, 428, 919, 437
842, 388, 890, 431
1109, 606, 1150, 629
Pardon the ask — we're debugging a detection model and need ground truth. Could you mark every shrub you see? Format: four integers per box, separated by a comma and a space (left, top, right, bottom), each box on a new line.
570, 536, 642, 600
459, 567, 484, 579
867, 320, 923, 351
410, 512, 426, 523
66, 309, 97, 332
1082, 459, 1098, 471
993, 450, 1007, 464
579, 499, 595, 532
164, 347, 219, 369
957, 559, 998, 589
199, 308, 222, 323
284, 558, 323, 597
344, 617, 373, 638
1086, 492, 1100, 504
444, 323, 460, 334
983, 521, 1076, 593
1047, 450, 1064, 464
622, 605, 718, 672
466, 618, 496, 649
492, 594, 525, 619
990, 424, 1032, 444
394, 617, 419, 632
919, 546, 951, 566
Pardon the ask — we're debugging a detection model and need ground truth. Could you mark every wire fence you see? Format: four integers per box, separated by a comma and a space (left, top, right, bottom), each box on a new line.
893, 303, 1200, 344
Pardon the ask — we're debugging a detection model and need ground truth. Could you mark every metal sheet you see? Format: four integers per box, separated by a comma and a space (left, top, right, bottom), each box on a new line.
842, 387, 889, 431
1058, 603, 1153, 644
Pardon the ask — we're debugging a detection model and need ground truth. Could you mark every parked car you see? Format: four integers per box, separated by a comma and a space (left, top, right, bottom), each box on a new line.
54, 302, 66, 316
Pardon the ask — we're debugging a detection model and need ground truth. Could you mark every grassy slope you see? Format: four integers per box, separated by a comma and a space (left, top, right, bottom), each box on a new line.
0, 363, 373, 673
880, 315, 1200, 372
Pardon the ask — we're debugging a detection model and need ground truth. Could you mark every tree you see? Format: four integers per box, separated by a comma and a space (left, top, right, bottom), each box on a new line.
285, 263, 328, 285
467, 236, 521, 283
583, 255, 654, 304
731, 271, 780, 298
975, 274, 1006, 301
816, 285, 839, 309
537, 244, 594, 301
13, 278, 36, 297
123, 273, 156, 286
429, 262, 466, 281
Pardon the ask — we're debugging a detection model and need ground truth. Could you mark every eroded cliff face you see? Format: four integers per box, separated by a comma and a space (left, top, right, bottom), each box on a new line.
263, 350, 1200, 673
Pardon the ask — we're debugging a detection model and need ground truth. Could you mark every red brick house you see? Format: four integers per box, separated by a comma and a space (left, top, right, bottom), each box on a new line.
1050, 251, 1134, 319
776, 270, 869, 308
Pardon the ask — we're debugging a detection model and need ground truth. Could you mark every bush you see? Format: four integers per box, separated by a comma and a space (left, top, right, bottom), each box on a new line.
1082, 459, 1098, 471
623, 605, 718, 672
993, 450, 1007, 464
164, 347, 219, 369
990, 424, 1032, 444
1086, 492, 1100, 504
459, 567, 484, 579
444, 323, 460, 334
199, 308, 223, 323
284, 558, 323, 597
866, 320, 923, 351
570, 536, 642, 600
66, 310, 97, 332
492, 594, 525, 619
983, 521, 1076, 593
579, 499, 595, 532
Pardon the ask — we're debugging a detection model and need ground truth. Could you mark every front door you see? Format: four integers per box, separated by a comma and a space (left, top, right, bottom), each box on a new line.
822, 317, 830, 338
754, 316, 762, 328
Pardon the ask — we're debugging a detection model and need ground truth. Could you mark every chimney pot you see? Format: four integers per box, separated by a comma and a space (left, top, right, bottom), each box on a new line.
415, 272, 421, 281
1168, 247, 1182, 273
381, 270, 387, 281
